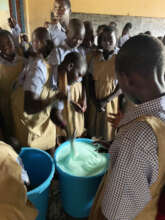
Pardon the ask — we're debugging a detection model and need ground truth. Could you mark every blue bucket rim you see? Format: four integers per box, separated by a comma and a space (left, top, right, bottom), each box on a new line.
54, 138, 109, 180
19, 147, 55, 195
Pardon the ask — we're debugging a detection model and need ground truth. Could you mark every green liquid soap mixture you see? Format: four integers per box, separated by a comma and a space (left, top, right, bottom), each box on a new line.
56, 141, 109, 177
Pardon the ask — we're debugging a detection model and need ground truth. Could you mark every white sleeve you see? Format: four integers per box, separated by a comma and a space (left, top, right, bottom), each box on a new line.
24, 60, 47, 97
14, 24, 21, 35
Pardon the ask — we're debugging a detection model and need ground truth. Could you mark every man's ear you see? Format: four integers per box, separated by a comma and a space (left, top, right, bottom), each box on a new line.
67, 62, 74, 72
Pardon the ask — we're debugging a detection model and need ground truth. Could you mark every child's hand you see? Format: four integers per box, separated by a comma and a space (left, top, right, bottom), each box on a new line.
93, 140, 113, 153
107, 112, 123, 128
71, 101, 83, 113
79, 99, 87, 113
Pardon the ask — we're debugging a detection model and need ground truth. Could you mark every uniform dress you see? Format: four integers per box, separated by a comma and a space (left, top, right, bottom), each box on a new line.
0, 141, 37, 220
55, 71, 85, 137
0, 55, 25, 136
11, 57, 56, 150
87, 51, 119, 140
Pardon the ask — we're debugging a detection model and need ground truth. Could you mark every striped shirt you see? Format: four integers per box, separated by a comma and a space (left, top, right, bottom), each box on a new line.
102, 96, 165, 220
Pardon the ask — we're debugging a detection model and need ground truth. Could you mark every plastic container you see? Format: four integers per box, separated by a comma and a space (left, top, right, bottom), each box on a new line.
19, 148, 55, 220
54, 138, 109, 218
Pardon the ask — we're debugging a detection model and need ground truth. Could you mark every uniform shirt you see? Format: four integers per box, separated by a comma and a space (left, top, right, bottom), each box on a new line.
102, 96, 165, 220
48, 22, 66, 47
118, 34, 130, 48
19, 57, 47, 97
47, 40, 86, 89
11, 24, 21, 47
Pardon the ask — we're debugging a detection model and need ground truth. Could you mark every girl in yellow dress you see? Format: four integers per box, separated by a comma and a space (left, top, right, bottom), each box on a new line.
50, 52, 87, 140
0, 30, 25, 138
87, 26, 119, 141
11, 27, 58, 151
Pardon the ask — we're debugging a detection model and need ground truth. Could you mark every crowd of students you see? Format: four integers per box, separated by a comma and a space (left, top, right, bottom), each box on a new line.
0, 0, 165, 219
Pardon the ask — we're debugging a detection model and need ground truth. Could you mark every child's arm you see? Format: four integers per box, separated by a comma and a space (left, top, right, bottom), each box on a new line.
24, 91, 62, 114
97, 83, 121, 110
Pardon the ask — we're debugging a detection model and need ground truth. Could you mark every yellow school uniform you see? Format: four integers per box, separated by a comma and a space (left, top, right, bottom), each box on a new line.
87, 52, 118, 140
0, 141, 37, 220
0, 56, 24, 136
89, 116, 165, 220
57, 71, 85, 137
11, 60, 56, 150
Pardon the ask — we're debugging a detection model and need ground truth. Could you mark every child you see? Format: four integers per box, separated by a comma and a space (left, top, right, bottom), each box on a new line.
82, 21, 96, 52
11, 27, 58, 151
0, 141, 37, 219
8, 17, 21, 47
87, 26, 119, 141
118, 22, 132, 48
49, 18, 86, 89
49, 0, 71, 46
50, 52, 87, 140
20, 34, 30, 52
89, 35, 165, 220
0, 30, 25, 137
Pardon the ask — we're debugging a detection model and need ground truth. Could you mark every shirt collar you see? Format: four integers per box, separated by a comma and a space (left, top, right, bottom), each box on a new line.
119, 96, 165, 127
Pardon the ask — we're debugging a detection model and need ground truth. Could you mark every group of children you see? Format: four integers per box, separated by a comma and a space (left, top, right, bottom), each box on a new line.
0, 0, 165, 219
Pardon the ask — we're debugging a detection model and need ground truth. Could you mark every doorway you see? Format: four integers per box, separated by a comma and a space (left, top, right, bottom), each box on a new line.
8, 0, 26, 32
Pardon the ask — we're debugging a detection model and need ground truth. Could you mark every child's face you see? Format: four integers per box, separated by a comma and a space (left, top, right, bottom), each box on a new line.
67, 28, 85, 48
32, 33, 45, 54
100, 31, 116, 51
54, 0, 70, 27
68, 63, 86, 85
0, 35, 15, 61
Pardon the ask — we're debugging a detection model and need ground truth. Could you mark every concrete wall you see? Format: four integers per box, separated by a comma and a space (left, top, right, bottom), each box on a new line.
71, 0, 165, 18
0, 0, 10, 30
72, 13, 165, 38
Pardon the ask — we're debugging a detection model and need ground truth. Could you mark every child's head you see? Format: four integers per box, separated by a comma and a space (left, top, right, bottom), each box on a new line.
66, 19, 85, 48
96, 24, 107, 36
8, 18, 15, 29
21, 34, 28, 42
122, 22, 132, 36
32, 27, 54, 57
109, 21, 117, 29
61, 52, 87, 85
82, 21, 94, 48
0, 30, 16, 61
144, 31, 152, 36
115, 35, 165, 104
53, 0, 71, 28
98, 26, 117, 52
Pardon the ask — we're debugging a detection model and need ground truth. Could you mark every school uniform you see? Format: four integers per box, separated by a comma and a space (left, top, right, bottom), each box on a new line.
48, 22, 67, 47
48, 40, 86, 89
118, 34, 130, 48
11, 23, 21, 47
0, 141, 37, 220
87, 50, 118, 140
55, 71, 85, 137
11, 57, 56, 150
89, 96, 165, 220
0, 55, 25, 136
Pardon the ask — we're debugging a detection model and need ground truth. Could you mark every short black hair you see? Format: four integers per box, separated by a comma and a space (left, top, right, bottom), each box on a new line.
69, 18, 85, 34
115, 34, 165, 78
56, 0, 71, 8
98, 26, 115, 48
33, 27, 54, 57
122, 22, 132, 35
63, 52, 86, 67
0, 29, 14, 41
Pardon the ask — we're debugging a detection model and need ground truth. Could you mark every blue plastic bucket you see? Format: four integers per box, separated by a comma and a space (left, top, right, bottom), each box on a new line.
19, 148, 55, 220
54, 138, 109, 218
